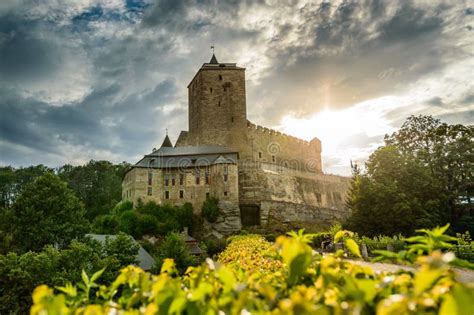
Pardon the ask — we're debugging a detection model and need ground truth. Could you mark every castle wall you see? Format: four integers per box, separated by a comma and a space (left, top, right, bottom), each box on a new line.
245, 122, 322, 173
238, 162, 350, 230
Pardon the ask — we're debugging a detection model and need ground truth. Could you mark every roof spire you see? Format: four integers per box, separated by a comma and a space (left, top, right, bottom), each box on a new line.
161, 130, 172, 148
209, 45, 218, 64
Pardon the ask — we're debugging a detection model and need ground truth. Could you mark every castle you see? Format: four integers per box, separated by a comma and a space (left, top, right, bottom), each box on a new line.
122, 54, 351, 236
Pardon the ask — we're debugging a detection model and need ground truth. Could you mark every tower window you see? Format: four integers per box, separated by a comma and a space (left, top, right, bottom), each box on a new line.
223, 86, 227, 92
205, 170, 210, 184
195, 170, 200, 185
147, 187, 152, 196
224, 191, 228, 196
316, 192, 322, 203
206, 192, 210, 199
231, 117, 234, 122
272, 155, 276, 163
210, 87, 213, 93
165, 191, 170, 199
258, 152, 262, 159
148, 171, 152, 185
223, 165, 228, 182
164, 175, 169, 186
179, 174, 184, 185
218, 101, 221, 107
171, 175, 176, 186
219, 75, 222, 80
179, 190, 184, 199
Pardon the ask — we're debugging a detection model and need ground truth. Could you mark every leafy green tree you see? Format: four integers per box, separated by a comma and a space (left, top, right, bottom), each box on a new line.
345, 115, 473, 236
202, 197, 220, 223
0, 235, 140, 314
58, 160, 129, 220
155, 232, 196, 274
0, 165, 52, 208
8, 173, 90, 252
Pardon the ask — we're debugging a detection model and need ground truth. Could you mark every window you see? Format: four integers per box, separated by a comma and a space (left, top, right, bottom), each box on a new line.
210, 87, 213, 93
205, 170, 210, 184
223, 86, 227, 92
231, 116, 234, 122
272, 155, 276, 163
195, 170, 200, 185
223, 165, 228, 182
164, 174, 169, 186
179, 174, 184, 185
171, 175, 176, 186
224, 191, 228, 196
148, 172, 152, 185
258, 152, 262, 159
147, 187, 152, 196
206, 192, 210, 199
179, 190, 184, 199
333, 192, 342, 202
219, 75, 222, 80
165, 191, 170, 199
218, 101, 221, 107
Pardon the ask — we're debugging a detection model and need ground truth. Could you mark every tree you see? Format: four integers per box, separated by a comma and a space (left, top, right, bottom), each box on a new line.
202, 197, 220, 223
0, 235, 140, 314
345, 146, 444, 236
155, 232, 196, 274
58, 160, 129, 221
345, 115, 472, 236
8, 173, 90, 252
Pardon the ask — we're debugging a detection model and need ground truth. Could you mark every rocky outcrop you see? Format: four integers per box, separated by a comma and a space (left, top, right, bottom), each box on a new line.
202, 200, 242, 239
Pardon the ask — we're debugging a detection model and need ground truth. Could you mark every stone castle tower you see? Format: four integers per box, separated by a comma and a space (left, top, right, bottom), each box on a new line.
177, 54, 250, 158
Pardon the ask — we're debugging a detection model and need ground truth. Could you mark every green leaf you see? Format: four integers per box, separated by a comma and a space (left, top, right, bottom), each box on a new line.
345, 239, 361, 258
440, 284, 474, 315
90, 267, 106, 283
81, 269, 89, 286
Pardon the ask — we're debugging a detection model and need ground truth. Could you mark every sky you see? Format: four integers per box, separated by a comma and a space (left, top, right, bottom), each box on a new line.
0, 0, 472, 176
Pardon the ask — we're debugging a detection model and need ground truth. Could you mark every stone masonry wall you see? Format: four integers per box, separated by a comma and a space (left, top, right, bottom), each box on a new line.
246, 122, 322, 173
238, 162, 351, 230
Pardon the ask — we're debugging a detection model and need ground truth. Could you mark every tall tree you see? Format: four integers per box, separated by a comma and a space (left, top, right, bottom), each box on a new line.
7, 173, 89, 252
345, 115, 473, 236
58, 160, 129, 220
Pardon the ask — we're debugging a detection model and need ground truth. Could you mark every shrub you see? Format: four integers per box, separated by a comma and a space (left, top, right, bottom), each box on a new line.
30, 227, 474, 315
202, 197, 220, 222
155, 232, 196, 274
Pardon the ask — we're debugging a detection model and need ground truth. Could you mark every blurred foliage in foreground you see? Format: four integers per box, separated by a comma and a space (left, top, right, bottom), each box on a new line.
32, 226, 474, 315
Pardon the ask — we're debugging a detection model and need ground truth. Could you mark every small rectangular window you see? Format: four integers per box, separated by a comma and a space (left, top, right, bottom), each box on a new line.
147, 187, 152, 196
171, 176, 176, 186
205, 171, 210, 184
272, 155, 276, 163
165, 191, 170, 199
206, 192, 210, 199
164, 174, 169, 186
223, 165, 228, 182
224, 191, 228, 196
219, 75, 222, 80
179, 174, 184, 185
258, 152, 262, 159
179, 190, 184, 199
195, 170, 200, 185
148, 172, 152, 185
210, 87, 213, 93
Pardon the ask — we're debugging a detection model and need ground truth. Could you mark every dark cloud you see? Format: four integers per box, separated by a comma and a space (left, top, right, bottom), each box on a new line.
0, 0, 471, 174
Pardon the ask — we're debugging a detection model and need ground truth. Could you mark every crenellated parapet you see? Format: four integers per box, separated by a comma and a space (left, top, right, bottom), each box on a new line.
246, 120, 322, 173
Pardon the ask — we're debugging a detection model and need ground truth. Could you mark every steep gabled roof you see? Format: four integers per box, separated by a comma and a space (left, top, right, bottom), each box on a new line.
209, 53, 218, 64
161, 135, 173, 148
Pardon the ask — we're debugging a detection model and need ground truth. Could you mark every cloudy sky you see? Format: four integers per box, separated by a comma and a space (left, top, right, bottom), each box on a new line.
0, 0, 472, 175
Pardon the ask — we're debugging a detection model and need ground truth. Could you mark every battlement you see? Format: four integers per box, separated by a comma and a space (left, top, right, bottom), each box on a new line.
247, 121, 320, 148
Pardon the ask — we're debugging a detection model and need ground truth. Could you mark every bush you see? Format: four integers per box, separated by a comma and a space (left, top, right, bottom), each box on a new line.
155, 232, 196, 274
202, 197, 219, 223
30, 227, 474, 315
204, 238, 227, 258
